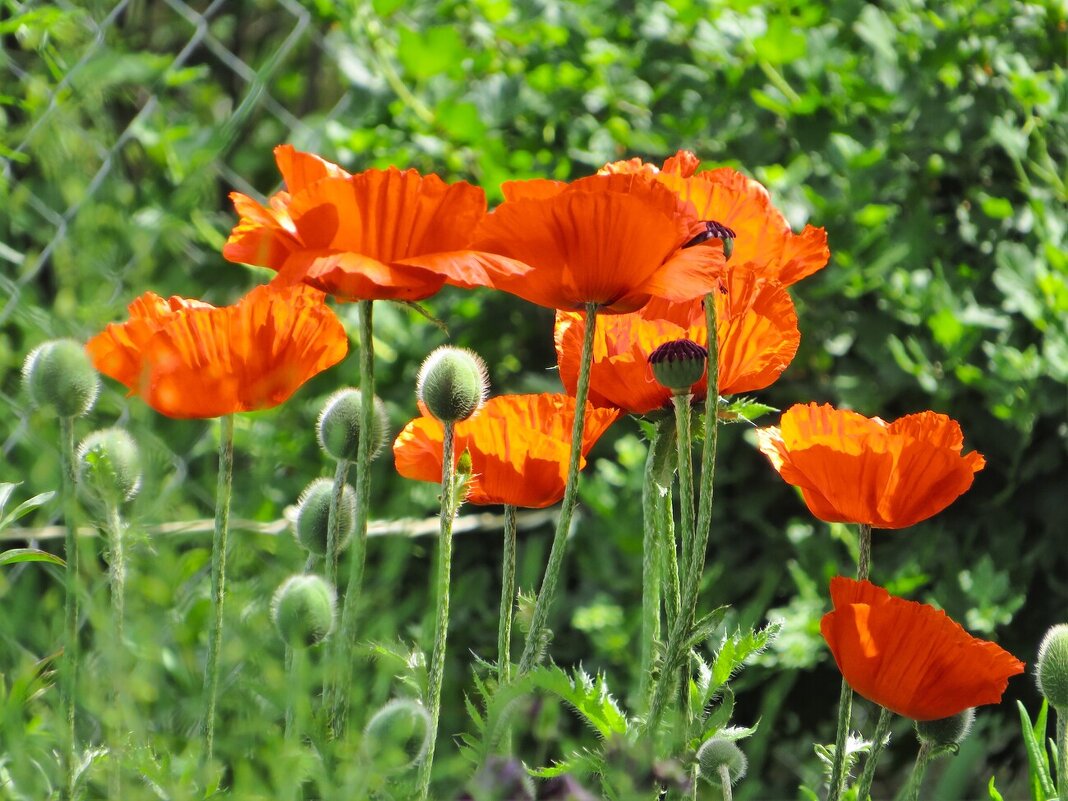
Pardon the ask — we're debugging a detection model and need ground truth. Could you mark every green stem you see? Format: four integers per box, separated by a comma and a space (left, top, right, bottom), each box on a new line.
640, 422, 673, 704
106, 504, 126, 647
59, 415, 79, 801
333, 299, 375, 737
203, 414, 235, 762
658, 483, 681, 635
416, 423, 457, 800
105, 502, 126, 800
902, 742, 933, 801
854, 706, 893, 801
826, 678, 854, 801
719, 763, 734, 801
672, 393, 696, 611
498, 505, 517, 685
284, 645, 309, 745
325, 458, 352, 586
1056, 711, 1067, 801
517, 301, 598, 675
857, 524, 872, 582
284, 646, 295, 740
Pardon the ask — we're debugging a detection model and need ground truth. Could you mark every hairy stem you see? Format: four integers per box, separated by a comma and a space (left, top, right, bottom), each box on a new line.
902, 741, 933, 801
203, 414, 235, 762
854, 706, 893, 801
498, 505, 517, 685
857, 524, 872, 582
325, 457, 352, 586
826, 678, 854, 801
59, 415, 79, 801
105, 502, 127, 799
517, 301, 598, 675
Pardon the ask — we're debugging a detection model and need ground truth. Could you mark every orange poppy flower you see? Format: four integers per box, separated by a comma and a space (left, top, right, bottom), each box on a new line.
820, 577, 1025, 720
756, 403, 985, 529
86, 283, 348, 418
601, 151, 829, 286
448, 173, 725, 313
223, 145, 520, 302
555, 263, 800, 413
393, 394, 620, 508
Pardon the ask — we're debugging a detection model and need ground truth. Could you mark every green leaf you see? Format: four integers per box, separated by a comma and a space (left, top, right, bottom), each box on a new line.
0, 548, 65, 567
753, 18, 807, 65
719, 397, 778, 424
0, 491, 56, 531
988, 776, 1004, 801
397, 27, 469, 81
1017, 700, 1056, 800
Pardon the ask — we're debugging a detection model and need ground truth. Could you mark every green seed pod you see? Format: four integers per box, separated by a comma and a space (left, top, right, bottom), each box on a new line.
77, 428, 142, 506
361, 698, 432, 774
915, 708, 975, 746
316, 388, 389, 462
648, 339, 708, 394
293, 478, 356, 557
1037, 624, 1068, 710
271, 574, 336, 648
697, 737, 747, 787
416, 346, 488, 423
22, 339, 100, 418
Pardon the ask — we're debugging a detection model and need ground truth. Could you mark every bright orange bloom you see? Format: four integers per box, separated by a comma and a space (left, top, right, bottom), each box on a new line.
223, 145, 519, 302
453, 173, 725, 313
86, 283, 348, 419
756, 403, 985, 529
555, 263, 800, 413
393, 394, 620, 508
820, 577, 1025, 720
601, 151, 829, 286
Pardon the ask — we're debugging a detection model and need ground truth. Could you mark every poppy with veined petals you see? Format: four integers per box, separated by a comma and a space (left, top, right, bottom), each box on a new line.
756, 403, 985, 529
601, 151, 829, 287
393, 394, 620, 508
438, 173, 725, 314
86, 283, 348, 419
820, 577, 1024, 720
555, 264, 800, 413
224, 145, 523, 302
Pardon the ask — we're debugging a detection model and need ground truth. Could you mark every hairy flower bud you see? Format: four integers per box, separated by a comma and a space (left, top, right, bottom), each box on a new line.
649, 339, 708, 394
293, 478, 356, 557
362, 698, 432, 773
271, 574, 336, 647
316, 388, 389, 462
22, 339, 100, 418
915, 708, 975, 746
416, 346, 489, 423
1036, 624, 1068, 710
77, 428, 141, 506
697, 737, 747, 787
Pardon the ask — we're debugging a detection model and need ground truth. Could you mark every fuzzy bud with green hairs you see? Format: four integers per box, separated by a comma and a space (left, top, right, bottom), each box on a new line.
416, 346, 489, 423
361, 698, 433, 774
648, 339, 708, 394
22, 339, 100, 418
293, 478, 356, 557
1037, 624, 1068, 710
316, 388, 389, 462
271, 575, 336, 648
915, 708, 975, 747
77, 428, 142, 507
697, 736, 748, 787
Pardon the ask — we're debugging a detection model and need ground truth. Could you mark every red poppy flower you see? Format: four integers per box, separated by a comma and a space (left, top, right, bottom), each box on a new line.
86, 283, 348, 418
555, 264, 800, 413
448, 173, 725, 313
756, 403, 985, 529
601, 151, 829, 286
820, 577, 1025, 720
223, 145, 521, 302
393, 394, 620, 508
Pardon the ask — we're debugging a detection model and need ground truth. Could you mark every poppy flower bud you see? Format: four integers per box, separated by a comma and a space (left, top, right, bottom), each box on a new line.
649, 339, 708, 394
317, 388, 389, 462
293, 478, 356, 557
915, 708, 975, 746
697, 736, 747, 787
77, 428, 142, 506
271, 574, 336, 647
362, 698, 432, 773
416, 346, 489, 423
22, 339, 100, 418
1036, 624, 1068, 710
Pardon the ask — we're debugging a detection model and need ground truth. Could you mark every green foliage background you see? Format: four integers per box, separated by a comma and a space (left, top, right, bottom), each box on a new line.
1, 0, 1065, 798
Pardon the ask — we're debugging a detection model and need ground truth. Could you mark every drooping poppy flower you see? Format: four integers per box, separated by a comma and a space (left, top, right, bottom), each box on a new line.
555, 263, 800, 413
820, 577, 1025, 720
755, 403, 985, 529
393, 394, 620, 508
86, 283, 348, 418
442, 173, 725, 314
223, 145, 523, 302
601, 151, 829, 286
